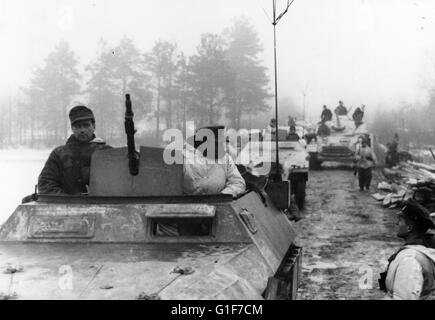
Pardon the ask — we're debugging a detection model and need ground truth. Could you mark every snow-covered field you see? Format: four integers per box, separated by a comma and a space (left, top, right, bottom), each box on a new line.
0, 149, 50, 225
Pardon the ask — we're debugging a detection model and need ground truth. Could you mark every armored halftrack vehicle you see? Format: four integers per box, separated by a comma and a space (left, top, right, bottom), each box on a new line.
236, 125, 309, 210
0, 95, 301, 300
309, 114, 374, 169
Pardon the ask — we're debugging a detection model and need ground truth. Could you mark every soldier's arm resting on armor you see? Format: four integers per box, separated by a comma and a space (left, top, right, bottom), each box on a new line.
37, 150, 65, 194
221, 156, 246, 198
391, 256, 424, 300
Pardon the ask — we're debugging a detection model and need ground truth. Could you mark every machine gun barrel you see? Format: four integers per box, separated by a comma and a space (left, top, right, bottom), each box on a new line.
124, 94, 139, 176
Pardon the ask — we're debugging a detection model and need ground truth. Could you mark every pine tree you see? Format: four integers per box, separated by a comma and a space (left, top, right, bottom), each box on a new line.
173, 53, 192, 134
86, 39, 123, 140
144, 41, 179, 140
86, 37, 152, 142
188, 33, 234, 125
224, 17, 270, 129
21, 41, 81, 145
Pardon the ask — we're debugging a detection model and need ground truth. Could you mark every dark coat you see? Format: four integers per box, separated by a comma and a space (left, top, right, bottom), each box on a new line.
317, 123, 331, 137
352, 107, 364, 122
335, 105, 348, 116
304, 133, 317, 144
321, 108, 333, 122
38, 135, 111, 194
287, 133, 300, 141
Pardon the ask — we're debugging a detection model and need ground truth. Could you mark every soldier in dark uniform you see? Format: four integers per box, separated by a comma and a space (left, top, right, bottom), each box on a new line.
385, 133, 399, 168
287, 126, 300, 141
304, 126, 317, 144
320, 105, 333, 122
37, 106, 112, 194
334, 100, 348, 116
352, 105, 365, 127
317, 122, 331, 137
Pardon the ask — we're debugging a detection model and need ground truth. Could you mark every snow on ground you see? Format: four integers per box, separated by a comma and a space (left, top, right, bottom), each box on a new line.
295, 168, 401, 299
0, 149, 50, 225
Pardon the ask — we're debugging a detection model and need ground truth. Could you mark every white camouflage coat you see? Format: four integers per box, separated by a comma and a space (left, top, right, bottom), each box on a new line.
183, 146, 246, 197
385, 245, 435, 300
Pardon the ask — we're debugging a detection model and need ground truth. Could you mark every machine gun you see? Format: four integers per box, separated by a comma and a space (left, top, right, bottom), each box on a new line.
89, 93, 183, 196
124, 94, 139, 176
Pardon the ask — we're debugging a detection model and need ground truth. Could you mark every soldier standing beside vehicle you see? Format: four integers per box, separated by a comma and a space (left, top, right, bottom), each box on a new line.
379, 201, 435, 300
38, 106, 112, 194
385, 133, 399, 168
355, 136, 377, 191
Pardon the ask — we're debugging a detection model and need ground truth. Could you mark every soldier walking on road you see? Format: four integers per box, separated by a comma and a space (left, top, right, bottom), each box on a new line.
355, 136, 377, 191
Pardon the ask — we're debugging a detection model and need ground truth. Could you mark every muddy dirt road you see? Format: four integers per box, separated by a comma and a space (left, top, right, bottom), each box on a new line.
295, 168, 401, 300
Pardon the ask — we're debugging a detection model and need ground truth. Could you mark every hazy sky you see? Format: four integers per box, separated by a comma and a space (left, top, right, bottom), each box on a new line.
1, 0, 435, 119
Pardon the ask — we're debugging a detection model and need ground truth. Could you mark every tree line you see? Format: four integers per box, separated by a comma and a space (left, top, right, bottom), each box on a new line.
0, 17, 270, 148
370, 99, 435, 151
